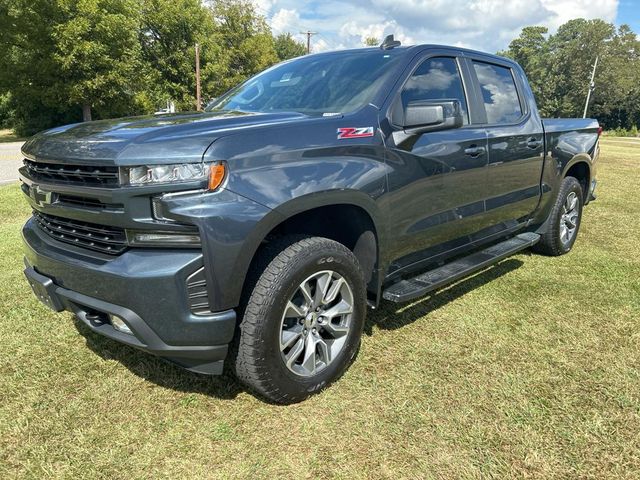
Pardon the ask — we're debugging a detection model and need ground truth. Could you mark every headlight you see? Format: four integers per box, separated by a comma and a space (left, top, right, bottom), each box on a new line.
123, 163, 210, 186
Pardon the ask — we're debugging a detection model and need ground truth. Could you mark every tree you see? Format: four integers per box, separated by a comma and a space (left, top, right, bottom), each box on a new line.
206, 0, 278, 95
54, 0, 144, 121
364, 36, 379, 47
0, 93, 14, 128
501, 19, 640, 130
0, 0, 145, 134
274, 33, 306, 61
139, 0, 219, 111
0, 0, 284, 134
499, 26, 556, 117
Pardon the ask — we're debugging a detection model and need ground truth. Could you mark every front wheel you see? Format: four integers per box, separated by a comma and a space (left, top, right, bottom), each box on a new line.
534, 176, 584, 256
233, 236, 367, 404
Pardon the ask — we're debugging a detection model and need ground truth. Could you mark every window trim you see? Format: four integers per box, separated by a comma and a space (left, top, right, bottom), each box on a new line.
466, 57, 530, 127
388, 53, 473, 129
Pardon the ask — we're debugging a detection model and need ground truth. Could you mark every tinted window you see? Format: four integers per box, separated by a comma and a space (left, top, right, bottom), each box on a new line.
206, 51, 405, 116
401, 57, 469, 124
473, 62, 522, 124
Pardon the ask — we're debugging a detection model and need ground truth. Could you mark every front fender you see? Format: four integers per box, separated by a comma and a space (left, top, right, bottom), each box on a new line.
162, 157, 390, 312
172, 114, 391, 310
161, 189, 284, 311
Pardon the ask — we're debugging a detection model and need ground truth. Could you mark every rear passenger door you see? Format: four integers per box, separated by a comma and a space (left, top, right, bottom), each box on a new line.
466, 58, 545, 228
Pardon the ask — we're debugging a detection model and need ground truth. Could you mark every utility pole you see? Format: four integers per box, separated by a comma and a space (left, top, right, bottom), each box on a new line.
300, 31, 317, 54
583, 55, 598, 119
195, 43, 202, 111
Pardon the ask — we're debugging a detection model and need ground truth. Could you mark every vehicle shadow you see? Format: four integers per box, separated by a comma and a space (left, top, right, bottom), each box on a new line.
73, 319, 244, 400
364, 258, 524, 335
72, 257, 524, 399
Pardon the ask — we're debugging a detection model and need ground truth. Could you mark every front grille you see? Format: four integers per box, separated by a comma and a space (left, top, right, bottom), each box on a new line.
23, 159, 120, 186
186, 267, 211, 315
57, 194, 123, 211
33, 211, 127, 255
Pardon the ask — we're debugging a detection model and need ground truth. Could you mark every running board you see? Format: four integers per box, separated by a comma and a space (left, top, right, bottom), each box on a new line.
382, 232, 540, 303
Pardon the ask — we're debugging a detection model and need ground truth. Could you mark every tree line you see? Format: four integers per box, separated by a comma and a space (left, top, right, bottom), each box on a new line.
0, 0, 306, 135
499, 18, 640, 132
1, 4, 638, 136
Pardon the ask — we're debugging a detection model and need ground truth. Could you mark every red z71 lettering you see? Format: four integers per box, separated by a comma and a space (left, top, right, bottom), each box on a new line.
337, 127, 375, 139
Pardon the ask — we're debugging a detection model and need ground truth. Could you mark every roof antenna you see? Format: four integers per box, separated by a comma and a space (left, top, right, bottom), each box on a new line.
380, 34, 401, 50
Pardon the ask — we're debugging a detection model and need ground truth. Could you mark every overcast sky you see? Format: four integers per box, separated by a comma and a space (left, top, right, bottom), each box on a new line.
253, 0, 639, 53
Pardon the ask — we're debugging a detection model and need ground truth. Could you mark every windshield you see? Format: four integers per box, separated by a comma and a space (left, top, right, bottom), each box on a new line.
206, 50, 405, 116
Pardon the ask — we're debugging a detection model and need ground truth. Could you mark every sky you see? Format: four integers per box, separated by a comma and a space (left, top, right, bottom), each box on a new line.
253, 0, 640, 53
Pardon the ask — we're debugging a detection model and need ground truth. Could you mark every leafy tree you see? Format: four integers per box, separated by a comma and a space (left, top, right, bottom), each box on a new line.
274, 33, 306, 61
502, 19, 640, 130
139, 0, 219, 111
0, 0, 145, 134
206, 0, 278, 95
1, 0, 78, 134
498, 26, 553, 114
0, 0, 284, 133
588, 24, 640, 129
545, 19, 615, 118
364, 36, 379, 47
54, 0, 145, 121
0, 93, 14, 128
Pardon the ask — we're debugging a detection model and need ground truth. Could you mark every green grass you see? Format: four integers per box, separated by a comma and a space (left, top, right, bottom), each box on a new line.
1, 138, 639, 478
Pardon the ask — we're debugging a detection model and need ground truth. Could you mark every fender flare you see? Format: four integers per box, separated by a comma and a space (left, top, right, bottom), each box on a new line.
227, 189, 386, 306
561, 154, 592, 183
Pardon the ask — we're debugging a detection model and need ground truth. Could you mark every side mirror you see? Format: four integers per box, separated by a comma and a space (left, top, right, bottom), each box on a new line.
399, 100, 464, 134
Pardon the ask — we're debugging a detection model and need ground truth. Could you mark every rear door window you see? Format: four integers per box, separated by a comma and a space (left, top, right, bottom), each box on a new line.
472, 61, 522, 124
401, 57, 469, 124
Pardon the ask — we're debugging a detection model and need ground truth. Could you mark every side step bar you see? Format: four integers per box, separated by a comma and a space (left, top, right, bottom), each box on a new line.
382, 232, 540, 303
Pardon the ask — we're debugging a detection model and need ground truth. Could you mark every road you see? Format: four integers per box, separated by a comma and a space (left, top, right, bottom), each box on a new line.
0, 141, 24, 185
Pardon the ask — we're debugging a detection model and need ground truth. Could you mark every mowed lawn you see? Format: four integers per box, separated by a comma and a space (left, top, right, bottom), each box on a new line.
1, 138, 639, 479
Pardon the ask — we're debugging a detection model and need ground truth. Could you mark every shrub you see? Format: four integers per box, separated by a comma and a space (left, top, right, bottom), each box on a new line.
0, 93, 15, 129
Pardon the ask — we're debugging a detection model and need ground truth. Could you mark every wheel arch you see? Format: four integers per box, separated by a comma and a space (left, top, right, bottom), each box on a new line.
563, 157, 591, 202
236, 192, 384, 307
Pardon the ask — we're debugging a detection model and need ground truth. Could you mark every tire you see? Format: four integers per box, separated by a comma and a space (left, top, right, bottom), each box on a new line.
534, 176, 584, 256
232, 236, 367, 404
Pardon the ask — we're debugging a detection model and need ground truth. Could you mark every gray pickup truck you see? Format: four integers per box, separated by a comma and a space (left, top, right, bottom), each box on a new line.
20, 38, 599, 403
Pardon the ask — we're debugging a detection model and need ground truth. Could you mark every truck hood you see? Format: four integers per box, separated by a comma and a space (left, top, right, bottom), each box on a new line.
21, 111, 307, 165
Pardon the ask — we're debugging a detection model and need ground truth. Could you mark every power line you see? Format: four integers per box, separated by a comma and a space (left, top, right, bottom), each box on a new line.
316, 32, 340, 51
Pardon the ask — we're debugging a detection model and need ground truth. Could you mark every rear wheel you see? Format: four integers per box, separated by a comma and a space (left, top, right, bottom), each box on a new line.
534, 176, 583, 256
233, 236, 366, 404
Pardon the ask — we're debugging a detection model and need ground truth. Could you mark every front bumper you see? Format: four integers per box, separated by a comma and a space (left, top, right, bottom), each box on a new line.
23, 218, 236, 375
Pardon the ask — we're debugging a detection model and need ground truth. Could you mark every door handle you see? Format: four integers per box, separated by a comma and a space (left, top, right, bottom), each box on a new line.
464, 145, 486, 157
526, 138, 543, 149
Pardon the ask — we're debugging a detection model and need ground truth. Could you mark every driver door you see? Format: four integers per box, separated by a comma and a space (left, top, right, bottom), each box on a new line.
382, 55, 490, 274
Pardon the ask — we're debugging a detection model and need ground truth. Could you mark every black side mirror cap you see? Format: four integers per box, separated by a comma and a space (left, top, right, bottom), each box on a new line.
398, 100, 464, 134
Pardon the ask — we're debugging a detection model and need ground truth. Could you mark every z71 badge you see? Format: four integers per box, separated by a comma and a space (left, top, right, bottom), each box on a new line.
337, 127, 375, 139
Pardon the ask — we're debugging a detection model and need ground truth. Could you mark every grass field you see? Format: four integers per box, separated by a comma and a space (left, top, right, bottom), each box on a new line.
1, 138, 639, 478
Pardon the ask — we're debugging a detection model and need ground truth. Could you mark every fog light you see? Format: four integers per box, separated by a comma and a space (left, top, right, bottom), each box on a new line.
110, 315, 133, 335
127, 231, 201, 247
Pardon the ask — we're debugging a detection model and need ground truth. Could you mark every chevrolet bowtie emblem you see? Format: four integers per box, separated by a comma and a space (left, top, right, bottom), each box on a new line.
30, 185, 52, 207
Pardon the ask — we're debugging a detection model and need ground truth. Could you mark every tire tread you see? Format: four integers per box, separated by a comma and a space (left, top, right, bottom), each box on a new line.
534, 176, 583, 256
232, 235, 364, 403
